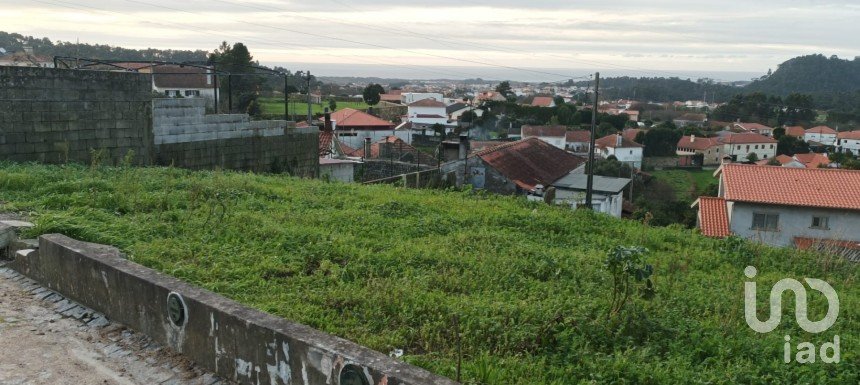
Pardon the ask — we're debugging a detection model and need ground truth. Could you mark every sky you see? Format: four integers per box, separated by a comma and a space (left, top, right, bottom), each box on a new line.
1, 0, 858, 82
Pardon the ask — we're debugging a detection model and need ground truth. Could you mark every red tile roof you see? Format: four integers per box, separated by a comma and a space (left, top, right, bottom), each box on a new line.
521, 125, 566, 138
719, 164, 860, 210
677, 135, 719, 151
622, 128, 645, 142
595, 134, 643, 148
319, 130, 334, 157
476, 138, 586, 190
837, 130, 860, 140
380, 94, 402, 103
694, 197, 731, 238
408, 98, 446, 108
329, 108, 394, 130
150, 65, 214, 89
793, 153, 830, 168
807, 125, 837, 134
531, 96, 555, 107
718, 132, 777, 144
565, 130, 591, 143
734, 123, 773, 132
784, 126, 806, 137
794, 237, 860, 262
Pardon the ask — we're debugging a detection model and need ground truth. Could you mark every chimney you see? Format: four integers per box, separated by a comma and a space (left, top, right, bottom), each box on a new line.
364, 137, 372, 159
616, 134, 622, 147
690, 134, 696, 143
459, 134, 470, 160
324, 107, 332, 132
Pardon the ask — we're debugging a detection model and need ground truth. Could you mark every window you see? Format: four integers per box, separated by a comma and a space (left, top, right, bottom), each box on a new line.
184, 90, 200, 97
737, 145, 741, 150
811, 216, 829, 230
746, 145, 750, 151
752, 213, 779, 231
754, 145, 759, 149
763, 154, 768, 159
629, 150, 633, 154
770, 144, 774, 149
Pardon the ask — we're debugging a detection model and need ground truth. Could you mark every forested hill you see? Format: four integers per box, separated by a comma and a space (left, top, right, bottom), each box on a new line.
572, 76, 738, 103
745, 54, 860, 96
0, 31, 208, 63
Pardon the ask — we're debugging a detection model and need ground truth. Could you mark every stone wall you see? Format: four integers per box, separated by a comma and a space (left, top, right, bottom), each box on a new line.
0, 66, 153, 165
11, 234, 457, 385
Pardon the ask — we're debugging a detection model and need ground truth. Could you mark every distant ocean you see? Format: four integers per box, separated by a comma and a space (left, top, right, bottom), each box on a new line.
264, 62, 763, 83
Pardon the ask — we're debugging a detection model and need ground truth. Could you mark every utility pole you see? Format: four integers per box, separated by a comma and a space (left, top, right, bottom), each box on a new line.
304, 71, 313, 124
283, 74, 289, 122
585, 72, 599, 210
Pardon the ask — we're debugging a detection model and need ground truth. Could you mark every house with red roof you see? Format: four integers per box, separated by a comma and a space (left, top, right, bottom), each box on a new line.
520, 125, 567, 149
784, 126, 806, 138
755, 153, 830, 168
804, 126, 837, 146
326, 108, 396, 149
733, 122, 774, 137
837, 130, 860, 154
565, 130, 591, 153
595, 134, 644, 168
531, 96, 556, 108
406, 98, 449, 128
692, 164, 860, 249
441, 137, 585, 195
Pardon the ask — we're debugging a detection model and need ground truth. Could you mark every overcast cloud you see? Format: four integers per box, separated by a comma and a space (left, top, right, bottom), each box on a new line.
1, 0, 857, 81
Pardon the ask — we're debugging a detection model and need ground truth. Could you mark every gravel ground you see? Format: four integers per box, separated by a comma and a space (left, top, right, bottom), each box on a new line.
0, 263, 230, 385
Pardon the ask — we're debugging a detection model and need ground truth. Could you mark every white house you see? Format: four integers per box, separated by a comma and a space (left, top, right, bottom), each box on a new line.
718, 133, 777, 162
734, 123, 774, 137
407, 98, 448, 127
837, 130, 860, 154
805, 126, 838, 146
693, 164, 860, 252
565, 130, 591, 153
551, 172, 630, 218
595, 134, 644, 168
521, 125, 566, 149
146, 65, 219, 107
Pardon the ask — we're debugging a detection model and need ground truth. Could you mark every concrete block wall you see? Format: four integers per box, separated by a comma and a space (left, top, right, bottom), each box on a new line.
11, 234, 457, 385
0, 66, 153, 165
153, 98, 286, 145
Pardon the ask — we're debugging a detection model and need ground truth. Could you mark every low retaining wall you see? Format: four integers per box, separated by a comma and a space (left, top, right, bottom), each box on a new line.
12, 234, 457, 385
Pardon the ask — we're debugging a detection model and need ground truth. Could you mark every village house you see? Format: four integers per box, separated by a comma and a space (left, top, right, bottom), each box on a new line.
734, 122, 774, 137
0, 46, 54, 68
804, 125, 838, 146
595, 134, 644, 168
441, 137, 585, 196
146, 65, 218, 105
837, 130, 860, 154
476, 91, 507, 102
531, 96, 556, 108
755, 153, 830, 168
565, 130, 591, 153
784, 125, 806, 138
693, 165, 860, 250
520, 125, 566, 149
327, 108, 396, 149
401, 92, 444, 105
676, 135, 721, 165
343, 135, 437, 166
549, 173, 630, 218
677, 132, 777, 165
406, 98, 448, 127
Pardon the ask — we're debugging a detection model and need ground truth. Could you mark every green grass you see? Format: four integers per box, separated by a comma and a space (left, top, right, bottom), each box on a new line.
651, 169, 719, 201
259, 97, 371, 116
0, 162, 857, 384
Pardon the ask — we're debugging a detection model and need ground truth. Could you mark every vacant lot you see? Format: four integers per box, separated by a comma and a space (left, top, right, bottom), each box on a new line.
0, 163, 856, 384
651, 169, 719, 200
259, 97, 371, 116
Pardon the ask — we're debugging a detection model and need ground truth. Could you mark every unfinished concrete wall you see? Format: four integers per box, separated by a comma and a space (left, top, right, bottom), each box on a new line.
153, 98, 286, 145
12, 234, 457, 385
0, 66, 153, 165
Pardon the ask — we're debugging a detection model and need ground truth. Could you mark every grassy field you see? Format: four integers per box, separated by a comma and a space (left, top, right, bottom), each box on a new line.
259, 97, 371, 116
0, 162, 857, 384
651, 169, 719, 201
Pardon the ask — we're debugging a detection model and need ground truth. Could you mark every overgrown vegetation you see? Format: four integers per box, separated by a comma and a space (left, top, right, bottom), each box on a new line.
0, 162, 857, 384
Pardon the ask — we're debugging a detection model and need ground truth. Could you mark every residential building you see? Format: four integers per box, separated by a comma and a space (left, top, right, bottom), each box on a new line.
319, 158, 361, 183
565, 130, 591, 153
693, 164, 860, 249
406, 98, 448, 127
147, 65, 218, 105
441, 137, 585, 195
804, 126, 837, 146
550, 173, 630, 217
837, 130, 860, 154
676, 135, 722, 165
343, 135, 438, 166
531, 96, 556, 108
595, 134, 644, 168
521, 125, 566, 149
328, 108, 396, 149
784, 126, 806, 138
717, 133, 777, 162
734, 123, 774, 137
755, 153, 829, 168
0, 46, 54, 68
622, 128, 645, 142
476, 91, 507, 102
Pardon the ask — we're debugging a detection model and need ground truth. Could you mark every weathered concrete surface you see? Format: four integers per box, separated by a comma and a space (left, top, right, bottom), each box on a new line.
11, 235, 458, 385
0, 264, 229, 385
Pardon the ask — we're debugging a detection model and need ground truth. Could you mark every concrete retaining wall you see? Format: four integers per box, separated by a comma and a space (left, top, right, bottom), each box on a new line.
153, 99, 287, 145
12, 234, 457, 385
0, 66, 153, 165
